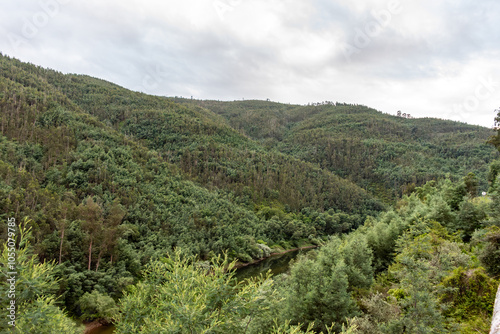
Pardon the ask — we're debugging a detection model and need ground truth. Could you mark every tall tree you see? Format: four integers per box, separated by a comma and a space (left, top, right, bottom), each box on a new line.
78, 197, 104, 271
96, 199, 126, 271
464, 172, 478, 198
0, 221, 83, 333
280, 235, 372, 332
489, 108, 500, 151
56, 192, 77, 264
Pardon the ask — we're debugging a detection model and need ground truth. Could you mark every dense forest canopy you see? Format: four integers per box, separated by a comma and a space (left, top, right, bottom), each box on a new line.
0, 54, 499, 333
173, 98, 498, 202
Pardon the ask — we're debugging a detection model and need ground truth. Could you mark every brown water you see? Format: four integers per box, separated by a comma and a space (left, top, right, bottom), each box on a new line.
87, 325, 116, 334
235, 248, 314, 281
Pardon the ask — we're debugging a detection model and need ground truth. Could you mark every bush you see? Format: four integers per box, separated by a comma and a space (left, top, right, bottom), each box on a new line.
78, 290, 118, 323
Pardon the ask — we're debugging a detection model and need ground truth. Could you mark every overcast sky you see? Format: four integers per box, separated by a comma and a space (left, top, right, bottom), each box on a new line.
1, 0, 499, 127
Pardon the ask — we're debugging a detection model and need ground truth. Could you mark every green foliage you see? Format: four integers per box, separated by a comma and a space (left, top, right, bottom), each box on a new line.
115, 250, 274, 333
78, 290, 118, 322
477, 226, 500, 277
488, 108, 500, 151
41, 62, 383, 216
362, 212, 407, 272
463, 172, 478, 197
0, 221, 83, 333
488, 159, 500, 187
269, 320, 317, 334
282, 254, 357, 332
15, 296, 82, 334
347, 179, 499, 333
349, 293, 403, 334
440, 267, 497, 333
0, 54, 383, 316
280, 234, 373, 332
181, 99, 498, 202
337, 233, 374, 290
456, 199, 487, 240
443, 181, 467, 211
1, 54, 499, 333
388, 228, 469, 333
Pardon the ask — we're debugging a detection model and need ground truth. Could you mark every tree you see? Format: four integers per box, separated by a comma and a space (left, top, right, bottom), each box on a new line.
464, 172, 478, 198
0, 220, 83, 333
488, 160, 500, 189
338, 233, 374, 290
78, 290, 118, 323
440, 267, 497, 333
280, 236, 372, 332
95, 199, 126, 271
15, 296, 83, 334
115, 251, 275, 334
78, 197, 103, 271
456, 200, 486, 240
56, 192, 77, 264
478, 227, 500, 277
282, 255, 357, 332
388, 228, 470, 333
489, 108, 500, 151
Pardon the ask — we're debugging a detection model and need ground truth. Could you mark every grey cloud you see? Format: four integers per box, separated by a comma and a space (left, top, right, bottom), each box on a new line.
0, 0, 498, 126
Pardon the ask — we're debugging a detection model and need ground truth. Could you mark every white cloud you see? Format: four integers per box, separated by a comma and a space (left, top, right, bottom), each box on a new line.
0, 0, 498, 127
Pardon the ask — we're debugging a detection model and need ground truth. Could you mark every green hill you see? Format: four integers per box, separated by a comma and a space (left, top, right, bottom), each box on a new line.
0, 54, 385, 311
173, 98, 498, 202
1, 54, 499, 331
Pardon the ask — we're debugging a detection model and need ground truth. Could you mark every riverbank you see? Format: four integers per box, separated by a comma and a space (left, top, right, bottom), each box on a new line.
84, 320, 104, 334
84, 320, 115, 334
233, 245, 318, 269
83, 246, 318, 333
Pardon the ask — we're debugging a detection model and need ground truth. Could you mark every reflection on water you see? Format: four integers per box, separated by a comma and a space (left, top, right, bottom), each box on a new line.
87, 325, 115, 334
85, 248, 313, 334
235, 248, 314, 281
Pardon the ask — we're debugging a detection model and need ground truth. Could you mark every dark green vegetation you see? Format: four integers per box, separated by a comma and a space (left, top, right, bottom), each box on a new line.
0, 53, 499, 333
174, 99, 497, 202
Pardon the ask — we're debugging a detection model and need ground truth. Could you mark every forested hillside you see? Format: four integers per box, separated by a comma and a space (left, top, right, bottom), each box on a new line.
175, 99, 497, 202
0, 54, 380, 322
1, 54, 499, 333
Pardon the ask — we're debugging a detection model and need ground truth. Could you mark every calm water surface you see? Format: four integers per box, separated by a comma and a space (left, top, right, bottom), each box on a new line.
87, 325, 116, 334
235, 248, 314, 281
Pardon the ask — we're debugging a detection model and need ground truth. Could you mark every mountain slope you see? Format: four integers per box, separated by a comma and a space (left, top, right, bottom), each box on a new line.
1, 54, 498, 322
0, 54, 382, 270
29, 60, 382, 215
0, 55, 383, 312
174, 98, 498, 202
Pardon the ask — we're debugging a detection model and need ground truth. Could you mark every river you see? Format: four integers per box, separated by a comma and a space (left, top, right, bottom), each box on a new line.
86, 248, 314, 334
235, 247, 314, 281
87, 325, 115, 334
